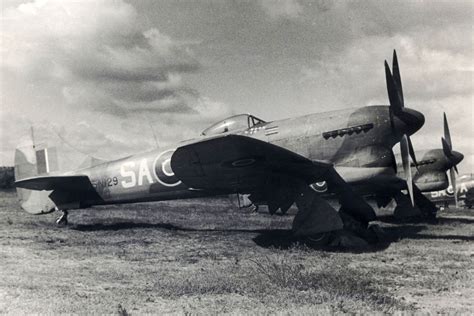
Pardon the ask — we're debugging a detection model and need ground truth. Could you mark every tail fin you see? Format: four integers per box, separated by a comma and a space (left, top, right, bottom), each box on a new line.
15, 126, 107, 214
14, 145, 56, 214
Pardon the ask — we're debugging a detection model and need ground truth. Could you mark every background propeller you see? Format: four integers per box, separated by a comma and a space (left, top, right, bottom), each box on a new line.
385, 50, 420, 205
441, 113, 464, 207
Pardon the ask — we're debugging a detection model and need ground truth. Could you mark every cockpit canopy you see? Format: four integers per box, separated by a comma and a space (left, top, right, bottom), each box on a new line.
201, 114, 266, 136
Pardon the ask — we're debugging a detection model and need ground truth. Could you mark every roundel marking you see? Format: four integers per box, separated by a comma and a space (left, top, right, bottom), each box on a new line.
310, 181, 328, 193
153, 149, 182, 187
162, 158, 174, 177
446, 186, 454, 196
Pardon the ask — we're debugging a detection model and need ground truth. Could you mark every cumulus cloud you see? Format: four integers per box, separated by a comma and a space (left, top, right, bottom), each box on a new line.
2, 0, 202, 111
1, 0, 471, 175
1, 0, 232, 164
258, 0, 303, 19
298, 3, 473, 172
301, 36, 472, 104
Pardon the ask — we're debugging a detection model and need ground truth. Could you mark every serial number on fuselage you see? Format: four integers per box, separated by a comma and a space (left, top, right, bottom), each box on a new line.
92, 177, 118, 189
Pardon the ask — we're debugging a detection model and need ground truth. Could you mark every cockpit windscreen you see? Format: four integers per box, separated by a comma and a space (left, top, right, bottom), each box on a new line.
201, 114, 266, 136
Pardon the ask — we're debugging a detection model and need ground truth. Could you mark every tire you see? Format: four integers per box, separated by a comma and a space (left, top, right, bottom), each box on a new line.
302, 232, 332, 247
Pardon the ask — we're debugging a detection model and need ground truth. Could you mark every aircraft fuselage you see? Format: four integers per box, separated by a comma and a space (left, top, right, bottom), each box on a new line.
425, 175, 474, 208
68, 105, 415, 209
395, 148, 464, 192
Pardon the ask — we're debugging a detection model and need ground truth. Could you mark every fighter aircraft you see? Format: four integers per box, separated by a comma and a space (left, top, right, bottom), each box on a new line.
374, 113, 464, 218
237, 113, 465, 218
15, 51, 424, 245
427, 173, 474, 209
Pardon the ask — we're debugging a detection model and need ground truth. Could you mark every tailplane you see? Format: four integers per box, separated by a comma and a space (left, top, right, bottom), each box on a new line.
14, 145, 56, 214
14, 127, 105, 214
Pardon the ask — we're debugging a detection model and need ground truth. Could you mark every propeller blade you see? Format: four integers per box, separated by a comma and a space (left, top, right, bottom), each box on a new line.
385, 61, 403, 114
400, 135, 414, 206
407, 136, 418, 168
390, 149, 397, 173
441, 137, 452, 158
443, 112, 452, 150
392, 50, 404, 107
450, 167, 458, 207
441, 114, 463, 175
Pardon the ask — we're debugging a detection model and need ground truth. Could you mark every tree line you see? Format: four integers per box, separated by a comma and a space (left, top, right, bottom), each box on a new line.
0, 167, 15, 189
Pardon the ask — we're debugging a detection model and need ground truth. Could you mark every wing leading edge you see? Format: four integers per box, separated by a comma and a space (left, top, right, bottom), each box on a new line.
171, 134, 376, 222
171, 134, 332, 191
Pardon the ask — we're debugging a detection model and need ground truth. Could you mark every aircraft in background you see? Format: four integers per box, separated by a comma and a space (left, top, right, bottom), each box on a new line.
15, 51, 425, 246
373, 113, 464, 218
426, 173, 474, 209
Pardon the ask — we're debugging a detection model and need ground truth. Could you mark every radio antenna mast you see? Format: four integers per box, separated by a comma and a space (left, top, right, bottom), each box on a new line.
145, 115, 159, 149
30, 126, 36, 150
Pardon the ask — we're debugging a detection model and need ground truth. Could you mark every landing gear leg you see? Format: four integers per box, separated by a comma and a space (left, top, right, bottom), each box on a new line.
250, 204, 259, 212
303, 232, 331, 247
56, 210, 69, 226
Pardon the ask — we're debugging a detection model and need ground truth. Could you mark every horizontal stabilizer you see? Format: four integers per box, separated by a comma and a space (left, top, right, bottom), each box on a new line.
15, 175, 92, 191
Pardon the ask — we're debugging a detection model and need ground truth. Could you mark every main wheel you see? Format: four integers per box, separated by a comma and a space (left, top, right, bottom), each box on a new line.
302, 232, 331, 247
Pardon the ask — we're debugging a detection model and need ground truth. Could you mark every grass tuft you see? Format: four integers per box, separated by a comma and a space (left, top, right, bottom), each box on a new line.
117, 304, 130, 316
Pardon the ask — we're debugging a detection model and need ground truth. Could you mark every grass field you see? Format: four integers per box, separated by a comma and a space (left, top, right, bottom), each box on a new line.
0, 189, 473, 314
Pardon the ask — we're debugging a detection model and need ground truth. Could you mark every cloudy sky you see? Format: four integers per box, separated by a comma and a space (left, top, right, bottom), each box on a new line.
1, 0, 472, 173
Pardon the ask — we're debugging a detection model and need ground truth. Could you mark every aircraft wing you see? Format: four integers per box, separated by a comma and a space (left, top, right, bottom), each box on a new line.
171, 134, 332, 190
171, 134, 376, 221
